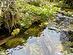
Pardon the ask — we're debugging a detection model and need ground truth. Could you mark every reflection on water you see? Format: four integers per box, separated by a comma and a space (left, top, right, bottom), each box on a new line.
6, 27, 63, 55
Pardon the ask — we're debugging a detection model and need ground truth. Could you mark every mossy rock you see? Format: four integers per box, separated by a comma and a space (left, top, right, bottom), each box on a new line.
5, 38, 25, 48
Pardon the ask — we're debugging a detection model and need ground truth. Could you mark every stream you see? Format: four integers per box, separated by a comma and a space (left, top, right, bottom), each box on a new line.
6, 27, 63, 55
5, 13, 73, 55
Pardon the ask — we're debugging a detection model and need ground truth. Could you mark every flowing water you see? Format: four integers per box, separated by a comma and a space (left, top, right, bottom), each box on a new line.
6, 27, 63, 55
5, 13, 73, 55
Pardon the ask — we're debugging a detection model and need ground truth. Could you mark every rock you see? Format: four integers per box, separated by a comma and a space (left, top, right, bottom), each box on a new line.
60, 31, 69, 42
56, 13, 73, 24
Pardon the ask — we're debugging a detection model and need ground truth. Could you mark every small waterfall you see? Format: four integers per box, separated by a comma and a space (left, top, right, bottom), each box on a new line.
6, 27, 63, 55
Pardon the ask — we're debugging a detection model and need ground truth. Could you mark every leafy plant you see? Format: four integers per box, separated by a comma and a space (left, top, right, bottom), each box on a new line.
0, 0, 60, 36
15, 0, 60, 28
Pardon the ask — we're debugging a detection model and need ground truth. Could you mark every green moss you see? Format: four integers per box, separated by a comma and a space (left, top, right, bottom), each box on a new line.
5, 38, 25, 48
0, 46, 6, 55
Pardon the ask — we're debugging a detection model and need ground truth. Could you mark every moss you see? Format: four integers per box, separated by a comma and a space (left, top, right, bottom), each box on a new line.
5, 38, 25, 48
24, 26, 42, 37
0, 46, 6, 55
11, 28, 20, 36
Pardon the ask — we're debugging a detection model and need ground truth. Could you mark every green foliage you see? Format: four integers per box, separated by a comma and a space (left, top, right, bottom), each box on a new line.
63, 41, 73, 54
15, 0, 60, 28
0, 0, 60, 36
25, 0, 41, 6
63, 41, 73, 47
0, 46, 6, 55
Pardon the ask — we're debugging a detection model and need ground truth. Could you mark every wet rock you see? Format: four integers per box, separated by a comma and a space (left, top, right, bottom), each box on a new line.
56, 13, 73, 25
67, 31, 73, 42
60, 30, 73, 42
60, 31, 69, 42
